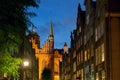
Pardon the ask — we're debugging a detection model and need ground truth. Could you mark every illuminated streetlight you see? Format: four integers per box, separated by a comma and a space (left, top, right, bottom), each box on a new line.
23, 60, 29, 80
23, 61, 29, 67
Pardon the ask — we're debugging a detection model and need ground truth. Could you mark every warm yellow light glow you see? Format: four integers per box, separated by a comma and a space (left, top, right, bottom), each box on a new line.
54, 75, 59, 80
23, 61, 29, 66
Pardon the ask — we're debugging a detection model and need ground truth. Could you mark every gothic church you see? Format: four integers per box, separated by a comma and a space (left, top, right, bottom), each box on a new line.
27, 22, 64, 80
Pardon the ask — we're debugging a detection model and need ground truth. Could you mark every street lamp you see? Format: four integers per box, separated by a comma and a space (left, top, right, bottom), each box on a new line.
23, 61, 29, 67
23, 60, 29, 80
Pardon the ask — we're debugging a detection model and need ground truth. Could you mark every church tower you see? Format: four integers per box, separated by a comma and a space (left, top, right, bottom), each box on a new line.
27, 26, 40, 50
49, 22, 54, 53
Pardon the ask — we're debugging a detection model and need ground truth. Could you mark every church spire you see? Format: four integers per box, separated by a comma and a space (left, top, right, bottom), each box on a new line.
50, 21, 53, 37
49, 21, 54, 53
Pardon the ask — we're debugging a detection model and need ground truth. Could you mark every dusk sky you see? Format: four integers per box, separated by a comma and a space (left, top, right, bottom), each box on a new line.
29, 0, 85, 49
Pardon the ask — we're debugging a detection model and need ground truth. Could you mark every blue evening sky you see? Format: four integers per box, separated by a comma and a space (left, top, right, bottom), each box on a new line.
29, 0, 85, 49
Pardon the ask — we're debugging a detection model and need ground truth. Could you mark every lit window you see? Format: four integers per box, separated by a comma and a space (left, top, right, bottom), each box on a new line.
73, 61, 76, 72
77, 71, 79, 78
91, 64, 94, 72
102, 71, 105, 80
95, 49, 98, 65
91, 64, 94, 80
101, 44, 105, 62
73, 74, 76, 80
96, 73, 99, 80
84, 50, 87, 61
54, 63, 59, 73
87, 49, 90, 59
95, 28, 98, 41
81, 69, 83, 80
79, 70, 80, 76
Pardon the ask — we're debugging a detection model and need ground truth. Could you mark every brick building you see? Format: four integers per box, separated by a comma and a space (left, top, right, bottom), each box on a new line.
61, 0, 120, 80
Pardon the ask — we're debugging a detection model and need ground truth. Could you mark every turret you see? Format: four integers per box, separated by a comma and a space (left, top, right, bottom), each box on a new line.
77, 3, 81, 28
63, 42, 68, 54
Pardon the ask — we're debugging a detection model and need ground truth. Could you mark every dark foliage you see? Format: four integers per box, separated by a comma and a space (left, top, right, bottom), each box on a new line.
0, 0, 40, 77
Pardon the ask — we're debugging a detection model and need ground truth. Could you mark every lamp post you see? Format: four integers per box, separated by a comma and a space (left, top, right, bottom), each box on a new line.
23, 60, 29, 80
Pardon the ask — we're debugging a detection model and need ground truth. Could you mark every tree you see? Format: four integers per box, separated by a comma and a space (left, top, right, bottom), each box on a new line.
0, 51, 21, 77
0, 0, 40, 77
41, 68, 52, 80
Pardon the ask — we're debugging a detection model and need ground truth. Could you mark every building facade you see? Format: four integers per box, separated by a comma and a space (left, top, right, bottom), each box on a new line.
61, 0, 120, 80
28, 22, 62, 80
61, 43, 70, 80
